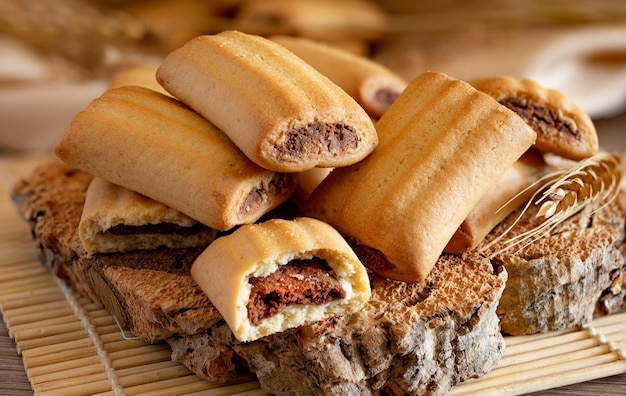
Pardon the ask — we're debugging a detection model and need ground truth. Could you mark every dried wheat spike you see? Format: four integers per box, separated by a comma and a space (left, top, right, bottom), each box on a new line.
536, 152, 622, 219
482, 151, 623, 256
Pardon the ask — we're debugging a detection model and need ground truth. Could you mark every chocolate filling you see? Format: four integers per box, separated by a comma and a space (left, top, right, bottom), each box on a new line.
274, 123, 359, 162
247, 257, 346, 326
106, 222, 207, 236
349, 240, 396, 275
239, 173, 293, 216
499, 97, 579, 140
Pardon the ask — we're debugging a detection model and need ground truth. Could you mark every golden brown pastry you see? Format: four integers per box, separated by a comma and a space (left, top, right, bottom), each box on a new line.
156, 30, 378, 173
270, 35, 407, 118
79, 177, 217, 255
56, 85, 296, 231
471, 76, 598, 160
305, 71, 537, 283
444, 149, 550, 253
191, 217, 371, 342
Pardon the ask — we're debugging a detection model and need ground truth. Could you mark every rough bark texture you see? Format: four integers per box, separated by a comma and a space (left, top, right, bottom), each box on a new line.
482, 194, 626, 335
12, 160, 221, 343
169, 254, 507, 395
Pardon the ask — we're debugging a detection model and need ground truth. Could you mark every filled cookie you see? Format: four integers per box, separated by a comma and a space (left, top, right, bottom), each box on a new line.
191, 217, 371, 342
156, 30, 378, 172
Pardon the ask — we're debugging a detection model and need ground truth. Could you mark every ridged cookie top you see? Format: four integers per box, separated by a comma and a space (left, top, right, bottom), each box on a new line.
156, 30, 378, 172
56, 86, 295, 230
306, 71, 536, 283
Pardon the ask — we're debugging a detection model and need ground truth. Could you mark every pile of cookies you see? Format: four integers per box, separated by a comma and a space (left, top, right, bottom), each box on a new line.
55, 30, 599, 342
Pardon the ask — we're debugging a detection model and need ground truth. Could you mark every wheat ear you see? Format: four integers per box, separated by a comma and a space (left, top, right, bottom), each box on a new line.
481, 151, 623, 256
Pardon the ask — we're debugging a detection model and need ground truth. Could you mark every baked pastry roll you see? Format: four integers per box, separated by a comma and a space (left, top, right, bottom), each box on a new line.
79, 177, 217, 255
270, 35, 407, 118
305, 71, 537, 283
56, 85, 296, 231
191, 217, 371, 342
156, 30, 378, 173
471, 76, 598, 160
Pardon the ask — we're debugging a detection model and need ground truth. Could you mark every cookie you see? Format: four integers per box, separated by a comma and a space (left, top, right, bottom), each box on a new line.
305, 71, 537, 282
472, 76, 598, 160
56, 85, 295, 231
156, 30, 378, 172
191, 217, 371, 342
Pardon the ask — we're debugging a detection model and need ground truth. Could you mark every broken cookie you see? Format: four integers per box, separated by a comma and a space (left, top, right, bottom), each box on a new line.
191, 217, 371, 342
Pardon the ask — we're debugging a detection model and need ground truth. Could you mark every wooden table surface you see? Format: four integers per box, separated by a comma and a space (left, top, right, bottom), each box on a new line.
1, 112, 625, 396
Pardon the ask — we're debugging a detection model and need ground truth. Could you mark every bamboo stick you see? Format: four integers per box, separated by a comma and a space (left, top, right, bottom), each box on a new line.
95, 324, 124, 335
121, 374, 217, 395
17, 328, 88, 353
89, 392, 115, 396
25, 345, 97, 368
13, 320, 85, 342
98, 332, 127, 344
0, 275, 57, 292
108, 344, 171, 360
34, 377, 113, 396
497, 338, 599, 369
87, 309, 115, 319
21, 337, 93, 359
586, 312, 626, 328
0, 264, 46, 281
485, 345, 610, 380
610, 333, 626, 343
9, 310, 76, 332
228, 391, 272, 396
591, 321, 626, 337
0, 288, 64, 308
8, 307, 74, 326
104, 339, 150, 353
90, 316, 117, 327
0, 240, 38, 254
138, 379, 262, 396
502, 327, 577, 347
110, 348, 174, 370
27, 356, 104, 378
3, 299, 70, 317
0, 258, 41, 274
31, 364, 109, 387
454, 360, 626, 396
450, 351, 621, 394
80, 301, 103, 312
115, 360, 188, 377
0, 250, 39, 265
116, 364, 193, 389
503, 329, 591, 357
0, 278, 59, 296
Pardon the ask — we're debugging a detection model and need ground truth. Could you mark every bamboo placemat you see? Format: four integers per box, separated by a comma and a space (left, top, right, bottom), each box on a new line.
1, 152, 625, 396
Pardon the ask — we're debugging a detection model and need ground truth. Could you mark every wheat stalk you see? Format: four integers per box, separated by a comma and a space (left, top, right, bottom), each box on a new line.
481, 151, 623, 256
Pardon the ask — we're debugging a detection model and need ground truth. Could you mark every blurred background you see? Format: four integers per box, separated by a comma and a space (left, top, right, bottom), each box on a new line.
1, 0, 625, 151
